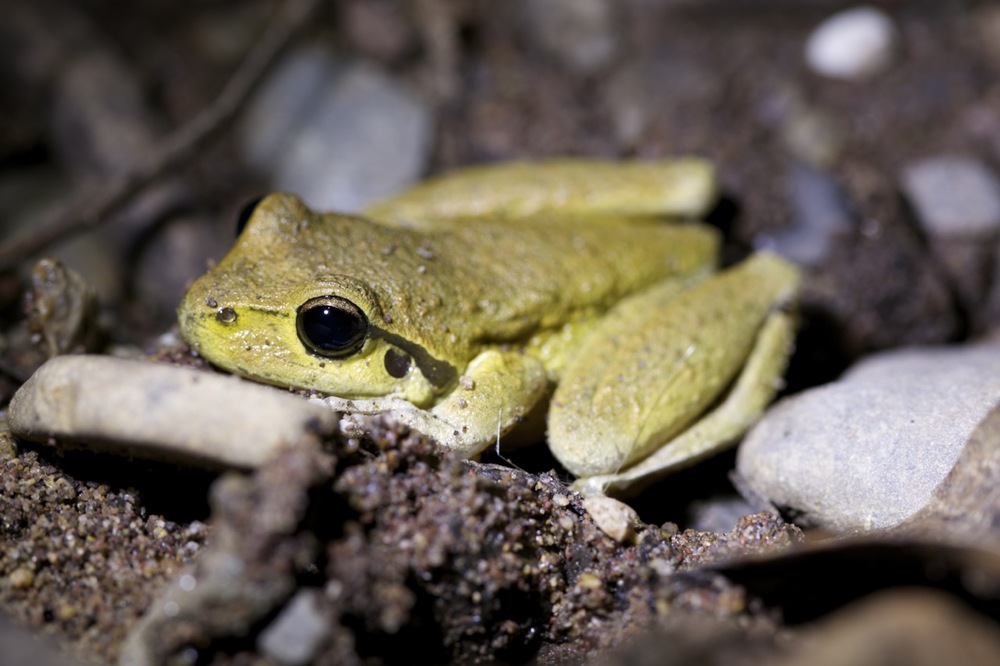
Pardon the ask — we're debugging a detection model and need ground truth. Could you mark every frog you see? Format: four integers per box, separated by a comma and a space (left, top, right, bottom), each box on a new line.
178, 158, 799, 496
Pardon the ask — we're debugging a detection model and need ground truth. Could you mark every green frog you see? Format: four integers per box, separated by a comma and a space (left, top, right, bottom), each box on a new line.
178, 159, 799, 495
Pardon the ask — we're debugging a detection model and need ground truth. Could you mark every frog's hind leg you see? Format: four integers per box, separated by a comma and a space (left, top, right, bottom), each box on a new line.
363, 158, 718, 228
572, 308, 796, 497
547, 253, 799, 494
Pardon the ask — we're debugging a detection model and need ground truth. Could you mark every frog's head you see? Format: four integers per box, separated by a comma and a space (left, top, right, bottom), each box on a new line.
178, 193, 452, 406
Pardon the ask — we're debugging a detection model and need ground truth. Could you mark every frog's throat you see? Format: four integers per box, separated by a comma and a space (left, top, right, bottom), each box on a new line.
370, 325, 457, 389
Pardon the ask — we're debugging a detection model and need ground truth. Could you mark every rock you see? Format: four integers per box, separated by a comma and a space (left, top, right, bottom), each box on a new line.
257, 590, 331, 666
898, 401, 1000, 544
804, 6, 898, 80
758, 162, 853, 267
25, 258, 101, 358
582, 495, 639, 544
736, 344, 1000, 534
900, 156, 1000, 322
521, 0, 620, 75
900, 156, 1000, 237
240, 47, 433, 212
7, 355, 338, 469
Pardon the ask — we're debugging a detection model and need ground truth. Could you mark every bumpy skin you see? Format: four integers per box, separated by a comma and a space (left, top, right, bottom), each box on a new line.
178, 159, 799, 494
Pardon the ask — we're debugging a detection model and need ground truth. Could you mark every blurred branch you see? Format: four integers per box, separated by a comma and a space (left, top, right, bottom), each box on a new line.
0, 0, 322, 270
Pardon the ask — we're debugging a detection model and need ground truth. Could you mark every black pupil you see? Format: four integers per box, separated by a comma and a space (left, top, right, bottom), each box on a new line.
298, 301, 366, 356
236, 196, 264, 237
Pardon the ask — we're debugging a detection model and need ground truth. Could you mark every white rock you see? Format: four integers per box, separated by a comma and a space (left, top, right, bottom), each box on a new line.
582, 495, 639, 544
900, 156, 1000, 237
737, 345, 1000, 533
257, 590, 330, 666
805, 6, 898, 80
7, 355, 338, 469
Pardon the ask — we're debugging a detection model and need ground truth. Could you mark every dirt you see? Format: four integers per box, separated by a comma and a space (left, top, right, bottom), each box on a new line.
2, 419, 798, 664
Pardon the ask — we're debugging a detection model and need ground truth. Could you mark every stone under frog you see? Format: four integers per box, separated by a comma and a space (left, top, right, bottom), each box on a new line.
178, 159, 799, 496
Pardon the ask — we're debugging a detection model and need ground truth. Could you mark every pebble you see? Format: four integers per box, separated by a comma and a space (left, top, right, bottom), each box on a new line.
257, 590, 331, 666
900, 156, 1000, 320
736, 344, 1000, 534
521, 0, 620, 75
582, 495, 639, 544
7, 355, 338, 469
900, 156, 1000, 237
758, 162, 853, 266
804, 6, 898, 80
240, 47, 433, 212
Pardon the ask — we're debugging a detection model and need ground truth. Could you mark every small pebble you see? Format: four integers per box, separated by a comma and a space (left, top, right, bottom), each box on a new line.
521, 0, 620, 75
759, 162, 853, 266
582, 495, 639, 544
900, 156, 1000, 237
805, 6, 898, 80
257, 590, 331, 666
8, 567, 35, 590
7, 356, 338, 469
737, 344, 1000, 533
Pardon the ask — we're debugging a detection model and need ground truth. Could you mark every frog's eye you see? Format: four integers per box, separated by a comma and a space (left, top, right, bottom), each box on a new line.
235, 196, 264, 237
296, 296, 369, 358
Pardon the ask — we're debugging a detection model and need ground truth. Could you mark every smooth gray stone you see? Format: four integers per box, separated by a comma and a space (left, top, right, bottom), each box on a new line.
7, 355, 337, 469
737, 345, 1000, 533
901, 156, 1000, 237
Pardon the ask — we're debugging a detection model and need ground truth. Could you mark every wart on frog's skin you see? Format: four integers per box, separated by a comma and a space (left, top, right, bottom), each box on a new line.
178, 159, 799, 496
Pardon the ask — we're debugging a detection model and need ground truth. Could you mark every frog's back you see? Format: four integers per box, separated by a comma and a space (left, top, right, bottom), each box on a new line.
357, 157, 722, 354
416, 216, 720, 345
229, 192, 721, 365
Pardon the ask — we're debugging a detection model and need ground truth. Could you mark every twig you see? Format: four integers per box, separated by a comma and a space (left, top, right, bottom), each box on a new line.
0, 0, 322, 270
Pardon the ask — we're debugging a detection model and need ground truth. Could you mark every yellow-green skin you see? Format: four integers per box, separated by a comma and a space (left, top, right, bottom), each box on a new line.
178, 159, 799, 496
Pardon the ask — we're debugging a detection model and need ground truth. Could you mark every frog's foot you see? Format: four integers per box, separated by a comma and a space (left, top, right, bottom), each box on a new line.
323, 349, 548, 459
573, 308, 796, 497
548, 253, 799, 492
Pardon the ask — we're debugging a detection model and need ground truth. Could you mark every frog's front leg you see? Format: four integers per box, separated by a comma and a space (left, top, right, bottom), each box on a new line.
325, 349, 549, 458
548, 253, 799, 493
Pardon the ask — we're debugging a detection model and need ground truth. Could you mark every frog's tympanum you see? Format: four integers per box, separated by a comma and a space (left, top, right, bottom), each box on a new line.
179, 159, 799, 495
